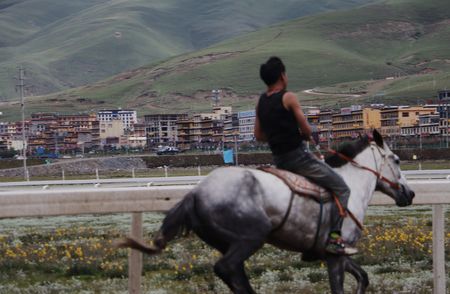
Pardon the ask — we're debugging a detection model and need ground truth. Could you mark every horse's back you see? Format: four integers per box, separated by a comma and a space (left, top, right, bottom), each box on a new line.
191, 167, 275, 239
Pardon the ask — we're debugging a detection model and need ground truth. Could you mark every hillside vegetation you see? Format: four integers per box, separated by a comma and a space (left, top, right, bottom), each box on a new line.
0, 0, 374, 101
1, 0, 450, 120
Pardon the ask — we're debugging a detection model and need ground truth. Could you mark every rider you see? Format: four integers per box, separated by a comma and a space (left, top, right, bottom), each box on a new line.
254, 56, 358, 255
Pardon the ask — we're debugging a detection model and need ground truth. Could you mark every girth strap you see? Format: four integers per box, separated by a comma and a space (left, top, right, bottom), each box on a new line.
271, 192, 295, 233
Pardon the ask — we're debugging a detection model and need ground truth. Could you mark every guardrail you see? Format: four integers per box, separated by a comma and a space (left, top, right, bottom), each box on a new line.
0, 180, 447, 294
0, 169, 449, 189
0, 176, 204, 188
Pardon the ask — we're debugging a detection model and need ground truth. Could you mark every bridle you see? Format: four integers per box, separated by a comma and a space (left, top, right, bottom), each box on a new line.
326, 142, 401, 191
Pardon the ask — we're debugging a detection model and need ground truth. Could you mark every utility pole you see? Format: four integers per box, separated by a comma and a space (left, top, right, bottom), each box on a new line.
234, 132, 238, 166
18, 66, 29, 181
446, 103, 449, 148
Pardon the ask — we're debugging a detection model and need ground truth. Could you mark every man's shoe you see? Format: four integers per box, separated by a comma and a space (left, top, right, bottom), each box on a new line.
325, 237, 358, 255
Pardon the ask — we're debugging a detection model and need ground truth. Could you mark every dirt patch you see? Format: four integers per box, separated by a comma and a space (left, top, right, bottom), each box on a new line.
425, 19, 450, 34
331, 21, 418, 40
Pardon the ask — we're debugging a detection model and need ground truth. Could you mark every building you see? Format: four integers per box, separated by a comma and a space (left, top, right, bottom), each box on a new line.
221, 110, 237, 145
331, 106, 381, 139
380, 106, 437, 137
176, 107, 234, 150
238, 110, 256, 142
99, 118, 125, 148
400, 113, 440, 137
144, 114, 187, 147
97, 109, 137, 131
380, 107, 399, 137
27, 113, 100, 153
176, 115, 215, 150
318, 110, 334, 143
438, 90, 450, 101
0, 122, 9, 135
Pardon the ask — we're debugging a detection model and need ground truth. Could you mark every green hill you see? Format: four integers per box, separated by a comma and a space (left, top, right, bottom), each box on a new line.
0, 0, 374, 101
1, 0, 450, 120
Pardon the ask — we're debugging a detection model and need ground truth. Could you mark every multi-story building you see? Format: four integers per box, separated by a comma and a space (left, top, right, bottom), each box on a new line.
438, 90, 450, 101
97, 109, 137, 131
144, 114, 187, 147
318, 110, 334, 143
99, 118, 124, 140
400, 113, 440, 137
0, 122, 9, 135
238, 110, 256, 142
30, 113, 58, 135
380, 106, 399, 136
28, 113, 100, 153
223, 113, 237, 145
0, 123, 8, 152
380, 106, 437, 137
331, 106, 381, 139
176, 107, 234, 150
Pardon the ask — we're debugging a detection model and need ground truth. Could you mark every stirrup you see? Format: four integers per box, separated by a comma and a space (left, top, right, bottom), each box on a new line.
325, 238, 358, 255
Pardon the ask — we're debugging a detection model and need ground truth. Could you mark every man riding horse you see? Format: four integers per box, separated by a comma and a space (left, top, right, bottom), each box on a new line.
254, 56, 357, 255
117, 57, 415, 294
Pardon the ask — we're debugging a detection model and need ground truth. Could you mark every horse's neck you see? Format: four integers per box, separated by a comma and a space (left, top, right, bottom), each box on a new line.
335, 146, 379, 240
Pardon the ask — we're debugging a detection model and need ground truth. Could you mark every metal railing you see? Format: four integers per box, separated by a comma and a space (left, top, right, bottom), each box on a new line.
0, 180, 447, 294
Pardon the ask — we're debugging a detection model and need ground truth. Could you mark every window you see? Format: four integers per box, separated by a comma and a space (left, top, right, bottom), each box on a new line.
402, 112, 409, 117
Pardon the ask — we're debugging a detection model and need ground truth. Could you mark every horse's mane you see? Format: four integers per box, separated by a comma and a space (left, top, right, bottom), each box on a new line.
325, 135, 371, 168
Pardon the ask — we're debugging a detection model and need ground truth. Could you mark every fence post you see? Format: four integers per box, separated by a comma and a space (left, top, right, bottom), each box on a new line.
62, 169, 65, 181
432, 205, 446, 294
164, 166, 168, 178
433, 204, 446, 294
95, 168, 99, 180
128, 212, 143, 294
132, 168, 135, 178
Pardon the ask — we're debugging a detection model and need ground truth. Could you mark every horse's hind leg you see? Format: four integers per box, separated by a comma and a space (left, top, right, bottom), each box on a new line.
326, 254, 345, 294
344, 257, 369, 294
214, 240, 263, 294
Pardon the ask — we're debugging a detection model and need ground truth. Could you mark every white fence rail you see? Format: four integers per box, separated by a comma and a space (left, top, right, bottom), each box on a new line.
0, 180, 447, 294
0, 170, 449, 189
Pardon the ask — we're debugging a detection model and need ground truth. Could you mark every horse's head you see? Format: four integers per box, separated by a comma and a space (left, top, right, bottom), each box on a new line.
371, 129, 415, 207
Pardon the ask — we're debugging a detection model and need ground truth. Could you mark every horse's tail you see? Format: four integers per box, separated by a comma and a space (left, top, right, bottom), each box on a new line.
116, 192, 195, 255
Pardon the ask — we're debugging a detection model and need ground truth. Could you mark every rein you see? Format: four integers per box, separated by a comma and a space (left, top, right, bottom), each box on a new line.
311, 140, 399, 233
326, 146, 400, 190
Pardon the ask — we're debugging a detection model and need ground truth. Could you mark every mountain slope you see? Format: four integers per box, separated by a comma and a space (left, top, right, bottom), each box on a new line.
2, 0, 450, 120
0, 0, 375, 100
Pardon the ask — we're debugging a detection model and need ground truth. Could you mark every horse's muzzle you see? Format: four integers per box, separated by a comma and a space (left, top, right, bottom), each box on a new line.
396, 184, 415, 207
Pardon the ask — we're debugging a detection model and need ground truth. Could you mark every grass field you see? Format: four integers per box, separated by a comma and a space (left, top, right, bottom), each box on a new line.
0, 207, 448, 293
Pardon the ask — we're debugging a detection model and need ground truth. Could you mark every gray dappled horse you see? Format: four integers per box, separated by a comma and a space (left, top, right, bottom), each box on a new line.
118, 130, 415, 294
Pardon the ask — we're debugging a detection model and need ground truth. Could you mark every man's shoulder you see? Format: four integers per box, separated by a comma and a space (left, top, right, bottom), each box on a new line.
283, 91, 297, 98
282, 91, 300, 104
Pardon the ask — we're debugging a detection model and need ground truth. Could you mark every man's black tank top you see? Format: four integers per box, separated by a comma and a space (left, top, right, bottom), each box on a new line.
257, 90, 302, 155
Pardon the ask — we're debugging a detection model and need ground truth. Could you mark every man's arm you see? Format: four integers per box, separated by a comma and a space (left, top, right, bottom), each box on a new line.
282, 92, 312, 139
254, 106, 267, 142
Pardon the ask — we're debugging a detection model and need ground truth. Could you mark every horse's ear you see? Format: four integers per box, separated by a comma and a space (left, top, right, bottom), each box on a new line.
372, 129, 383, 147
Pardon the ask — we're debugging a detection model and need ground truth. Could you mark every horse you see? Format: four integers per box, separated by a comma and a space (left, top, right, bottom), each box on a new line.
118, 129, 415, 294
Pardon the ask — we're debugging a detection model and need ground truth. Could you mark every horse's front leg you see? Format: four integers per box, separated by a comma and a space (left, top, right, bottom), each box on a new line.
325, 254, 345, 294
344, 256, 369, 294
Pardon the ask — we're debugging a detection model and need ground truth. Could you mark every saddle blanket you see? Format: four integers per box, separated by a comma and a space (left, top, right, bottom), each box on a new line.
258, 166, 332, 203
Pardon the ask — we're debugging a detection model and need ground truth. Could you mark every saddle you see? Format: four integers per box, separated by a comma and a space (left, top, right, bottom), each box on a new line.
258, 166, 364, 232
258, 166, 332, 203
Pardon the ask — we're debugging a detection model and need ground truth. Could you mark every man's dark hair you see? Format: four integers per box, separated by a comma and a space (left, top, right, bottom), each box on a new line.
259, 56, 285, 86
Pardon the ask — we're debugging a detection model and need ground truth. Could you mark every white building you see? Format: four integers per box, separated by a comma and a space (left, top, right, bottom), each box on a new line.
97, 109, 137, 131
238, 110, 256, 142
